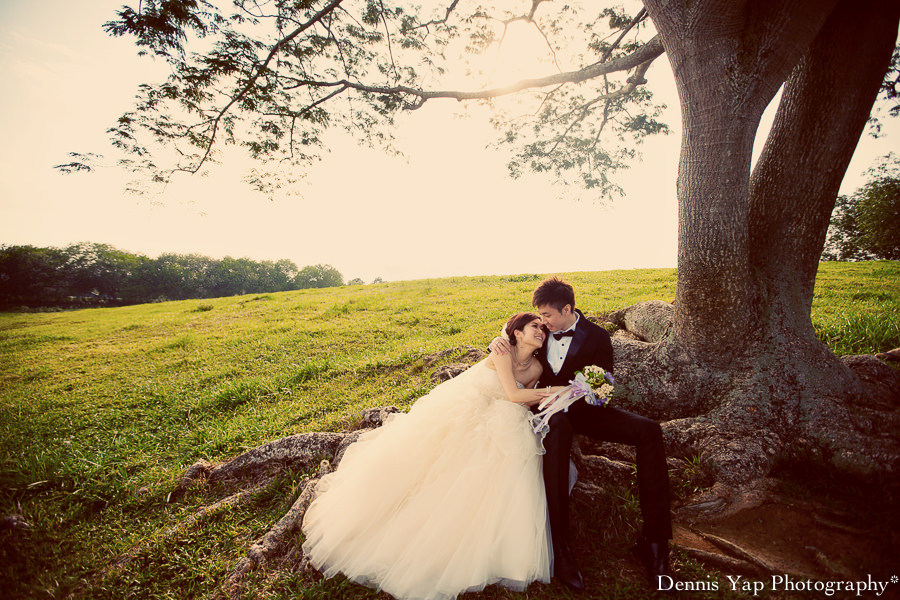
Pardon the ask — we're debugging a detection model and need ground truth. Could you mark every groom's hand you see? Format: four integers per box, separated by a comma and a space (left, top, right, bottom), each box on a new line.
489, 336, 512, 356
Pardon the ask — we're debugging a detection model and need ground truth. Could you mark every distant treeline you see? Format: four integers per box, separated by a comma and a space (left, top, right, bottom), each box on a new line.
0, 243, 375, 309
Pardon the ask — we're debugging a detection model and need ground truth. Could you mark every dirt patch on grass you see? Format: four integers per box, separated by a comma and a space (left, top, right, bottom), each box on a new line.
672, 495, 899, 597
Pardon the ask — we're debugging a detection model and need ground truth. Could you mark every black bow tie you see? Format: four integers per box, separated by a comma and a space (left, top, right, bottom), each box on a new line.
553, 330, 575, 340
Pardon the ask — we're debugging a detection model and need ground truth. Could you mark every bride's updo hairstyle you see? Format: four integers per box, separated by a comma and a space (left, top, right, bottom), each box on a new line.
505, 312, 542, 346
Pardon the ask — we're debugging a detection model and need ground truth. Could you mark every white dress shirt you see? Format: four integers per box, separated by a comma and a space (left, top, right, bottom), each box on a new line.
546, 313, 579, 375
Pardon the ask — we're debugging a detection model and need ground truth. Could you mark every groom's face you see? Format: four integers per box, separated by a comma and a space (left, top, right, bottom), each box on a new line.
536, 304, 573, 333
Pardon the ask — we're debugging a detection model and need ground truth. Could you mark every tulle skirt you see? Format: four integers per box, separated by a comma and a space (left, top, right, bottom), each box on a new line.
301, 361, 551, 600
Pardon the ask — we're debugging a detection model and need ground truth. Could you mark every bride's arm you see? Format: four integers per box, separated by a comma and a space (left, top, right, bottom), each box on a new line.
526, 381, 566, 393
488, 352, 550, 407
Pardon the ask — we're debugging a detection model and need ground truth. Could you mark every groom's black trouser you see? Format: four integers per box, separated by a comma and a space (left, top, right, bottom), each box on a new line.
543, 403, 672, 548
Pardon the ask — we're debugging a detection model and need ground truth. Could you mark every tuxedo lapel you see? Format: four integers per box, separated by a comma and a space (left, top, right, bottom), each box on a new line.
537, 338, 551, 372
561, 316, 588, 376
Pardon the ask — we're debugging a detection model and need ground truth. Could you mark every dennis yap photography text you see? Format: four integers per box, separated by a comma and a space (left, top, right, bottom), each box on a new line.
658, 573, 898, 596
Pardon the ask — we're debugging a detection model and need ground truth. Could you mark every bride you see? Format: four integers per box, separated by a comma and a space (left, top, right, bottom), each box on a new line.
301, 313, 553, 600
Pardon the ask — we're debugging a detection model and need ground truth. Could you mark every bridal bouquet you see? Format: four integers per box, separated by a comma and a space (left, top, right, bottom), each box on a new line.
576, 365, 615, 407
531, 365, 616, 434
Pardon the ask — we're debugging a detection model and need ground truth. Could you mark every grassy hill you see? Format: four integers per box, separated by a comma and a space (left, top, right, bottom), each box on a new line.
1, 263, 898, 599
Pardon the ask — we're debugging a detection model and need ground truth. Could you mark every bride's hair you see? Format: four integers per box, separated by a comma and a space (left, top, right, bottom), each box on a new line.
505, 312, 542, 346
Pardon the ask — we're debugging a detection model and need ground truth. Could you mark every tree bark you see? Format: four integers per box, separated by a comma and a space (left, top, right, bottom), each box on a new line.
748, 0, 900, 354
644, 0, 838, 363
627, 0, 900, 491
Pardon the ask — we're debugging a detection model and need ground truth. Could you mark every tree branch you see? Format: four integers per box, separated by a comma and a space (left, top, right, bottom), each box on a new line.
288, 35, 663, 104
408, 0, 461, 31
83, 1, 670, 198
378, 0, 400, 82
594, 7, 648, 65
191, 0, 347, 174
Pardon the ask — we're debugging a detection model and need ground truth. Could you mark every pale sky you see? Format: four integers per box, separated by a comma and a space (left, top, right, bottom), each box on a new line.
1, 1, 897, 284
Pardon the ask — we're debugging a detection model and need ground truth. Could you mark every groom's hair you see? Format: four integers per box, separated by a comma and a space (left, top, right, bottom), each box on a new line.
532, 276, 575, 312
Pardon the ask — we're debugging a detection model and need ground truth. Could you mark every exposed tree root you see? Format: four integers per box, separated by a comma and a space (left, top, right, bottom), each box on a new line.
205, 432, 345, 484
601, 301, 900, 514
675, 546, 761, 575
66, 479, 272, 600
692, 530, 779, 574
219, 462, 332, 600
198, 407, 402, 599
810, 512, 870, 536
676, 480, 777, 520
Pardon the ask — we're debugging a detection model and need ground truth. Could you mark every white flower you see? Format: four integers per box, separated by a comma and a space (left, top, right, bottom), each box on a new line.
597, 383, 614, 398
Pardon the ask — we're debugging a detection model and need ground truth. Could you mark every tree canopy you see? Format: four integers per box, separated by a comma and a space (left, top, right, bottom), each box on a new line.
823, 153, 900, 261
295, 263, 344, 288
0, 243, 347, 308
58, 0, 670, 199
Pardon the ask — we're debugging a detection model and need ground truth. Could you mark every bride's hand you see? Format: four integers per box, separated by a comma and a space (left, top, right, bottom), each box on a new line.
489, 336, 512, 356
534, 386, 564, 409
522, 388, 551, 407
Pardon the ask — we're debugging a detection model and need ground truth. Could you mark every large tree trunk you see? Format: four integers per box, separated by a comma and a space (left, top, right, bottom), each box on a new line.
629, 0, 900, 496
747, 0, 899, 355
743, 0, 900, 465
650, 0, 836, 363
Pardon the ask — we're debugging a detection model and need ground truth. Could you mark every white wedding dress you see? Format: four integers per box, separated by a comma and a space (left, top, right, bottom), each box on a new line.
301, 360, 551, 600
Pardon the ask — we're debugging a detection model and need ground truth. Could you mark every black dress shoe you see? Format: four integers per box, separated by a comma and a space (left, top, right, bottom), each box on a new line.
635, 537, 670, 583
553, 544, 585, 591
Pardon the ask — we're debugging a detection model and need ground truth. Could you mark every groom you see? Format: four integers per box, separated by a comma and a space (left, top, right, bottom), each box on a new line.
492, 276, 672, 591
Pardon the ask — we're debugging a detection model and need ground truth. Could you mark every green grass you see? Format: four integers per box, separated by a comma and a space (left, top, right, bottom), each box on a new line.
1, 264, 898, 599
812, 261, 900, 355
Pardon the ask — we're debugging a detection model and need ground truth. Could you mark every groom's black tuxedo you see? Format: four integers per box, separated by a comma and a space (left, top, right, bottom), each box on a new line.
535, 309, 614, 386
535, 309, 671, 552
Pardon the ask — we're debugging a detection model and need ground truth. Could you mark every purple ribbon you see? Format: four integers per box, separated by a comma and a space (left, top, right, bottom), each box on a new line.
530, 377, 596, 434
